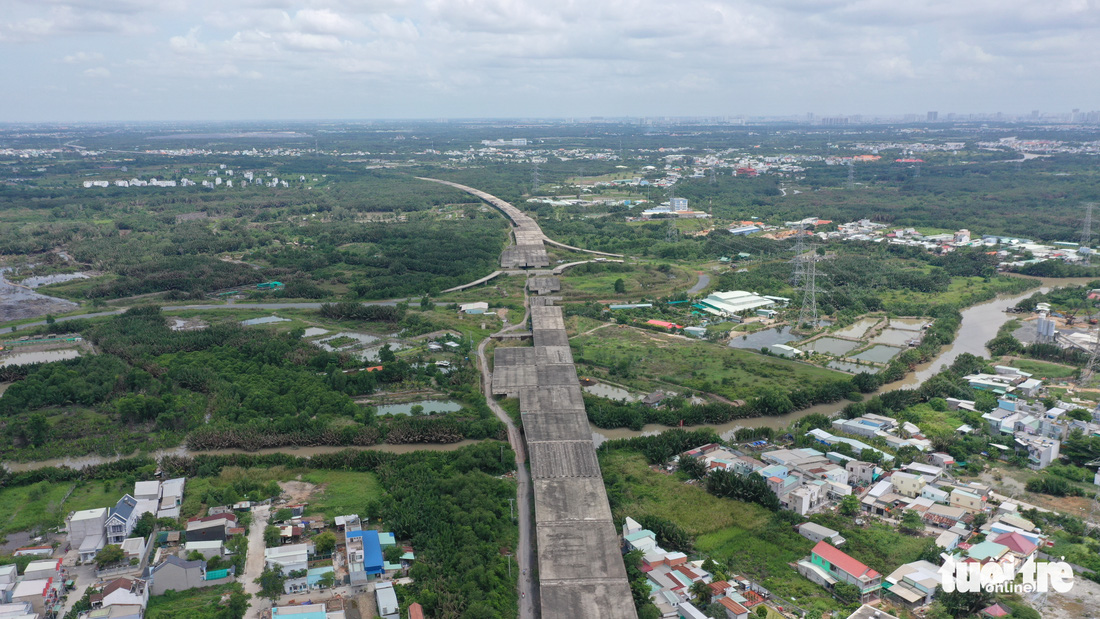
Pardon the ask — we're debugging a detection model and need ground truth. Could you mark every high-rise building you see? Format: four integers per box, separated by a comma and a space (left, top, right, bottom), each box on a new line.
927, 111, 938, 122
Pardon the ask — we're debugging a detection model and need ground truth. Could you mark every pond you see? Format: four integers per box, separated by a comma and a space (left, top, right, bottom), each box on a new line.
240, 316, 291, 326
888, 318, 928, 332
800, 337, 859, 356
832, 318, 881, 339
301, 327, 329, 337
314, 332, 379, 352
727, 326, 800, 350
21, 273, 91, 288
851, 345, 902, 364
0, 349, 82, 367
355, 342, 409, 361
583, 383, 639, 402
827, 361, 879, 374
374, 400, 464, 416
871, 329, 918, 346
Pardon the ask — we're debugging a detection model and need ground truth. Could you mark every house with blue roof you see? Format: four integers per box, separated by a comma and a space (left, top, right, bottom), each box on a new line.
106, 495, 140, 546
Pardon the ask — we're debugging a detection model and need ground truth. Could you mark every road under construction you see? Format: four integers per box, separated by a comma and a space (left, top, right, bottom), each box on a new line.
421, 178, 637, 619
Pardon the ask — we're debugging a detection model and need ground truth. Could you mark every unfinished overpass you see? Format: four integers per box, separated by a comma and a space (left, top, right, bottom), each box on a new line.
416, 177, 622, 269
494, 302, 637, 619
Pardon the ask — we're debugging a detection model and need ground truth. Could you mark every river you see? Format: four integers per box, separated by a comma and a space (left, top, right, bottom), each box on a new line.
589, 276, 1097, 445
2, 440, 485, 473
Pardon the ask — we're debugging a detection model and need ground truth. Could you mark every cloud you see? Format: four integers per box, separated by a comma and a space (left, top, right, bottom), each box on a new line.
62, 50, 104, 63
83, 66, 111, 78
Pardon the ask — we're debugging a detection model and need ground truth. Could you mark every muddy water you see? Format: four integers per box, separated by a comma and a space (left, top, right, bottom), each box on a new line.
590, 277, 1092, 443
2, 440, 485, 473
833, 318, 881, 339
801, 337, 858, 356
583, 383, 639, 402
0, 349, 82, 367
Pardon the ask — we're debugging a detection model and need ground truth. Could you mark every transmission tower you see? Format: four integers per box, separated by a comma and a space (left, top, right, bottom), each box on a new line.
790, 224, 807, 285
913, 161, 921, 178
532, 159, 541, 195
846, 160, 855, 190
796, 247, 820, 332
1081, 202, 1094, 265
665, 220, 680, 243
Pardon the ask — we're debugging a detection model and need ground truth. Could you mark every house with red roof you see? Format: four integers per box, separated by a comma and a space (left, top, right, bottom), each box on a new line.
993, 531, 1037, 561
798, 541, 882, 603
979, 602, 1011, 618
718, 597, 749, 619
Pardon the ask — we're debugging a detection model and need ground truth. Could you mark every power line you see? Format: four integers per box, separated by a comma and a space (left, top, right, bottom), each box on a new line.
796, 246, 820, 332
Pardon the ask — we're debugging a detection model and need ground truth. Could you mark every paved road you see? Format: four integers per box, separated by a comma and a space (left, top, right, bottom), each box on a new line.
687, 272, 710, 295
476, 283, 536, 619
244, 504, 271, 619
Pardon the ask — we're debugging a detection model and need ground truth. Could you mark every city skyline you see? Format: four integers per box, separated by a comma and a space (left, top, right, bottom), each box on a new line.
1, 0, 1098, 122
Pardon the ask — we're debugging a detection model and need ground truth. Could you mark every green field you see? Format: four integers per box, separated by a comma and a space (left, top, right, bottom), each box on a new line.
560, 263, 697, 301
572, 325, 848, 401
301, 470, 384, 520
0, 478, 124, 536
146, 583, 247, 619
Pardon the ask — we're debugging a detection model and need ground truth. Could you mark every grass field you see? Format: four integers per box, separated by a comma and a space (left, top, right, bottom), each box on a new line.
146, 583, 244, 619
301, 470, 384, 520
560, 263, 696, 302
1005, 358, 1079, 380
876, 275, 1036, 307
572, 325, 848, 401
0, 478, 123, 536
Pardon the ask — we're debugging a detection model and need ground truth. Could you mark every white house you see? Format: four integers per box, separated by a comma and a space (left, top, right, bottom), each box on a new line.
68, 507, 108, 563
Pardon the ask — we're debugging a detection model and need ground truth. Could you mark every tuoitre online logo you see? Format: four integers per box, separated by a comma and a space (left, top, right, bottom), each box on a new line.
938, 554, 1074, 594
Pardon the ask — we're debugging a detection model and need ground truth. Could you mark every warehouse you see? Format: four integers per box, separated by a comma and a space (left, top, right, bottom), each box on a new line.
696, 291, 775, 317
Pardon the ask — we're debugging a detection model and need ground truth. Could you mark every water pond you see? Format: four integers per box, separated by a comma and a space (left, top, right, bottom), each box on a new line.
832, 318, 881, 339
0, 349, 82, 367
240, 316, 291, 326
583, 383, 639, 402
727, 326, 800, 350
871, 329, 918, 346
374, 400, 463, 416
851, 345, 902, 363
800, 337, 859, 356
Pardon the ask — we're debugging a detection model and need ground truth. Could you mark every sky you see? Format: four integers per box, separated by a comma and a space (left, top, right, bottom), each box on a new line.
1, 0, 1097, 122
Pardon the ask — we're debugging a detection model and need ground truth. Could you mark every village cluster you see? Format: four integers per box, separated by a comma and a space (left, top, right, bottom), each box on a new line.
0, 476, 420, 619
625, 366, 1099, 619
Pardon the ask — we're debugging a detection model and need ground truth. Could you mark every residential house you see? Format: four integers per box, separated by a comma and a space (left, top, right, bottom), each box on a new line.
105, 495, 151, 546
376, 582, 400, 619
11, 579, 58, 616
1014, 435, 1060, 469
409, 603, 424, 619
185, 514, 236, 543
158, 478, 186, 519
993, 532, 1038, 563
272, 603, 329, 619
120, 537, 146, 562
678, 602, 709, 619
890, 472, 926, 498
884, 560, 940, 608
0, 602, 36, 619
796, 523, 846, 546
846, 606, 901, 619
90, 578, 148, 610
68, 507, 108, 563
717, 598, 749, 619
949, 488, 986, 513
923, 504, 968, 528
935, 531, 960, 551
147, 555, 212, 595
23, 558, 62, 581
798, 542, 882, 603
133, 481, 160, 502
845, 461, 878, 486
921, 485, 949, 504
264, 544, 311, 594
967, 541, 1011, 566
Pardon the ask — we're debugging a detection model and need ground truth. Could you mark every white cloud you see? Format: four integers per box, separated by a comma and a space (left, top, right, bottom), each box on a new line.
62, 50, 104, 63
83, 66, 111, 78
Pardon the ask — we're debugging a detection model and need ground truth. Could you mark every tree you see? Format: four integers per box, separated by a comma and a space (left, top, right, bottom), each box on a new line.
263, 525, 281, 548
314, 531, 336, 556
900, 509, 924, 533
614, 278, 626, 293
256, 566, 285, 600
379, 344, 397, 364
679, 455, 707, 480
384, 545, 404, 564
273, 508, 293, 522
130, 512, 157, 539
317, 571, 336, 589
689, 580, 710, 606
45, 314, 55, 325
755, 606, 768, 619
832, 581, 861, 605
95, 545, 125, 568
839, 494, 861, 516
420, 295, 432, 311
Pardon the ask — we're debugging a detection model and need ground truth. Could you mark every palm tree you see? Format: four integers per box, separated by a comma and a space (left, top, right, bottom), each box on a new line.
689, 580, 711, 607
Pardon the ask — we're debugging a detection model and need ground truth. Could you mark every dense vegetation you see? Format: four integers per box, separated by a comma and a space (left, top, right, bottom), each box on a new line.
0, 306, 502, 459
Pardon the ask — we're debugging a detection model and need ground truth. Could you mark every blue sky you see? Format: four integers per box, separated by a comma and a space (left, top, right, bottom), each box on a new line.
1, 0, 1097, 121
